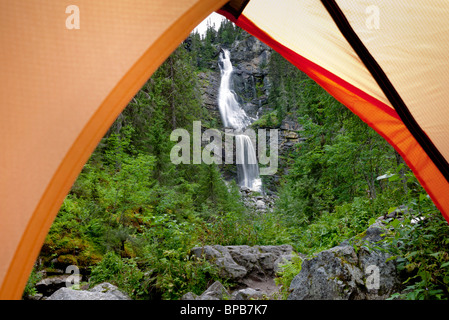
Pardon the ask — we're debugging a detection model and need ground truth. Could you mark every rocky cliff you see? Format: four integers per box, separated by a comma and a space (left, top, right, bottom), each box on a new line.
228, 34, 272, 120
198, 32, 271, 125
197, 32, 302, 194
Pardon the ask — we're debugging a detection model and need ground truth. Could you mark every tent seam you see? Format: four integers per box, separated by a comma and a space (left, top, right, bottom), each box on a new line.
320, 0, 449, 185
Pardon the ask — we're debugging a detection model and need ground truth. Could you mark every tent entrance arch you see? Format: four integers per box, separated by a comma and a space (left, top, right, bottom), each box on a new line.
2, 0, 449, 299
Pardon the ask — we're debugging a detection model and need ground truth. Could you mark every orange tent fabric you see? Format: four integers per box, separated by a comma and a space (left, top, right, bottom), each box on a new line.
1, 0, 449, 299
219, 5, 449, 225
0, 0, 228, 299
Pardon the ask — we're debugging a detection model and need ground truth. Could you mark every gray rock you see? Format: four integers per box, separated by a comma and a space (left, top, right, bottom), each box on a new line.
87, 282, 131, 300
181, 292, 198, 300
228, 36, 271, 120
288, 245, 364, 300
233, 287, 265, 300
361, 225, 386, 243
187, 245, 297, 300
191, 244, 296, 288
191, 245, 247, 280
288, 242, 400, 300
25, 293, 44, 300
36, 275, 70, 296
287, 212, 403, 300
197, 281, 231, 300
182, 281, 271, 301
358, 247, 400, 299
46, 282, 131, 300
182, 281, 231, 301
258, 245, 297, 273
226, 245, 260, 275
256, 200, 266, 210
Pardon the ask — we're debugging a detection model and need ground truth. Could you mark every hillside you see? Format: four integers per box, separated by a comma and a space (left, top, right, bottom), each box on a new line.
24, 20, 449, 301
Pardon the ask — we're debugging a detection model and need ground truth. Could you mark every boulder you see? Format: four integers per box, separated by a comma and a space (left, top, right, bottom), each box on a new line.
181, 292, 198, 300
233, 287, 265, 300
181, 281, 231, 301
358, 247, 400, 299
46, 282, 131, 300
197, 281, 231, 300
288, 219, 400, 300
226, 245, 260, 276
189, 245, 296, 300
35, 275, 71, 297
256, 200, 266, 210
288, 245, 365, 300
191, 245, 295, 282
256, 245, 296, 275
182, 280, 272, 301
240, 186, 252, 194
190, 245, 247, 280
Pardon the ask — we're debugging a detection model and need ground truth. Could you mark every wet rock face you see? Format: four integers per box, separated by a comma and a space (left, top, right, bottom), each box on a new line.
197, 34, 303, 194
198, 35, 272, 123
198, 70, 221, 123
197, 35, 272, 128
229, 36, 271, 120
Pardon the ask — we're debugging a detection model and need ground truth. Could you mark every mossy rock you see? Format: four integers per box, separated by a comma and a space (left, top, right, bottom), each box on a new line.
57, 254, 78, 266
39, 233, 103, 270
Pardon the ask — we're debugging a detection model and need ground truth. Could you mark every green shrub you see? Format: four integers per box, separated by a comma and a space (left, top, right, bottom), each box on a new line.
386, 197, 449, 300
89, 252, 145, 298
274, 253, 303, 299
141, 244, 221, 300
23, 267, 44, 298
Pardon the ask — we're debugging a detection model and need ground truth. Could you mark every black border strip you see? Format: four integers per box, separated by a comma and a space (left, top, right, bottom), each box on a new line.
321, 0, 449, 184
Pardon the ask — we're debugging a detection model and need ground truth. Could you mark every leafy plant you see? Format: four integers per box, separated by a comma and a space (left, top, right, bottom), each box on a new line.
23, 267, 44, 297
274, 253, 303, 299
386, 197, 449, 300
89, 252, 145, 298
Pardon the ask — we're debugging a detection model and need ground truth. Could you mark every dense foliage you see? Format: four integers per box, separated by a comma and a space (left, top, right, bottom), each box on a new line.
267, 51, 449, 299
26, 20, 449, 300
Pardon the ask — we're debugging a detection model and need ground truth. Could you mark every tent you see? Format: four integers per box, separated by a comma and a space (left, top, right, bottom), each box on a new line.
1, 0, 449, 299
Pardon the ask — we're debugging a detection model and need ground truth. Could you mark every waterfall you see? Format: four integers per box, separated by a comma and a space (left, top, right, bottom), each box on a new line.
218, 49, 251, 130
235, 135, 262, 191
218, 49, 262, 192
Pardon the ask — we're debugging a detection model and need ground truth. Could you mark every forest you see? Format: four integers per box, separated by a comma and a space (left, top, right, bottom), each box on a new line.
25, 20, 449, 300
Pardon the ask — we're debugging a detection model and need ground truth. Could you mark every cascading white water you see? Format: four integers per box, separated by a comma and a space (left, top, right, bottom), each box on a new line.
235, 135, 262, 191
218, 49, 262, 192
218, 49, 251, 130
